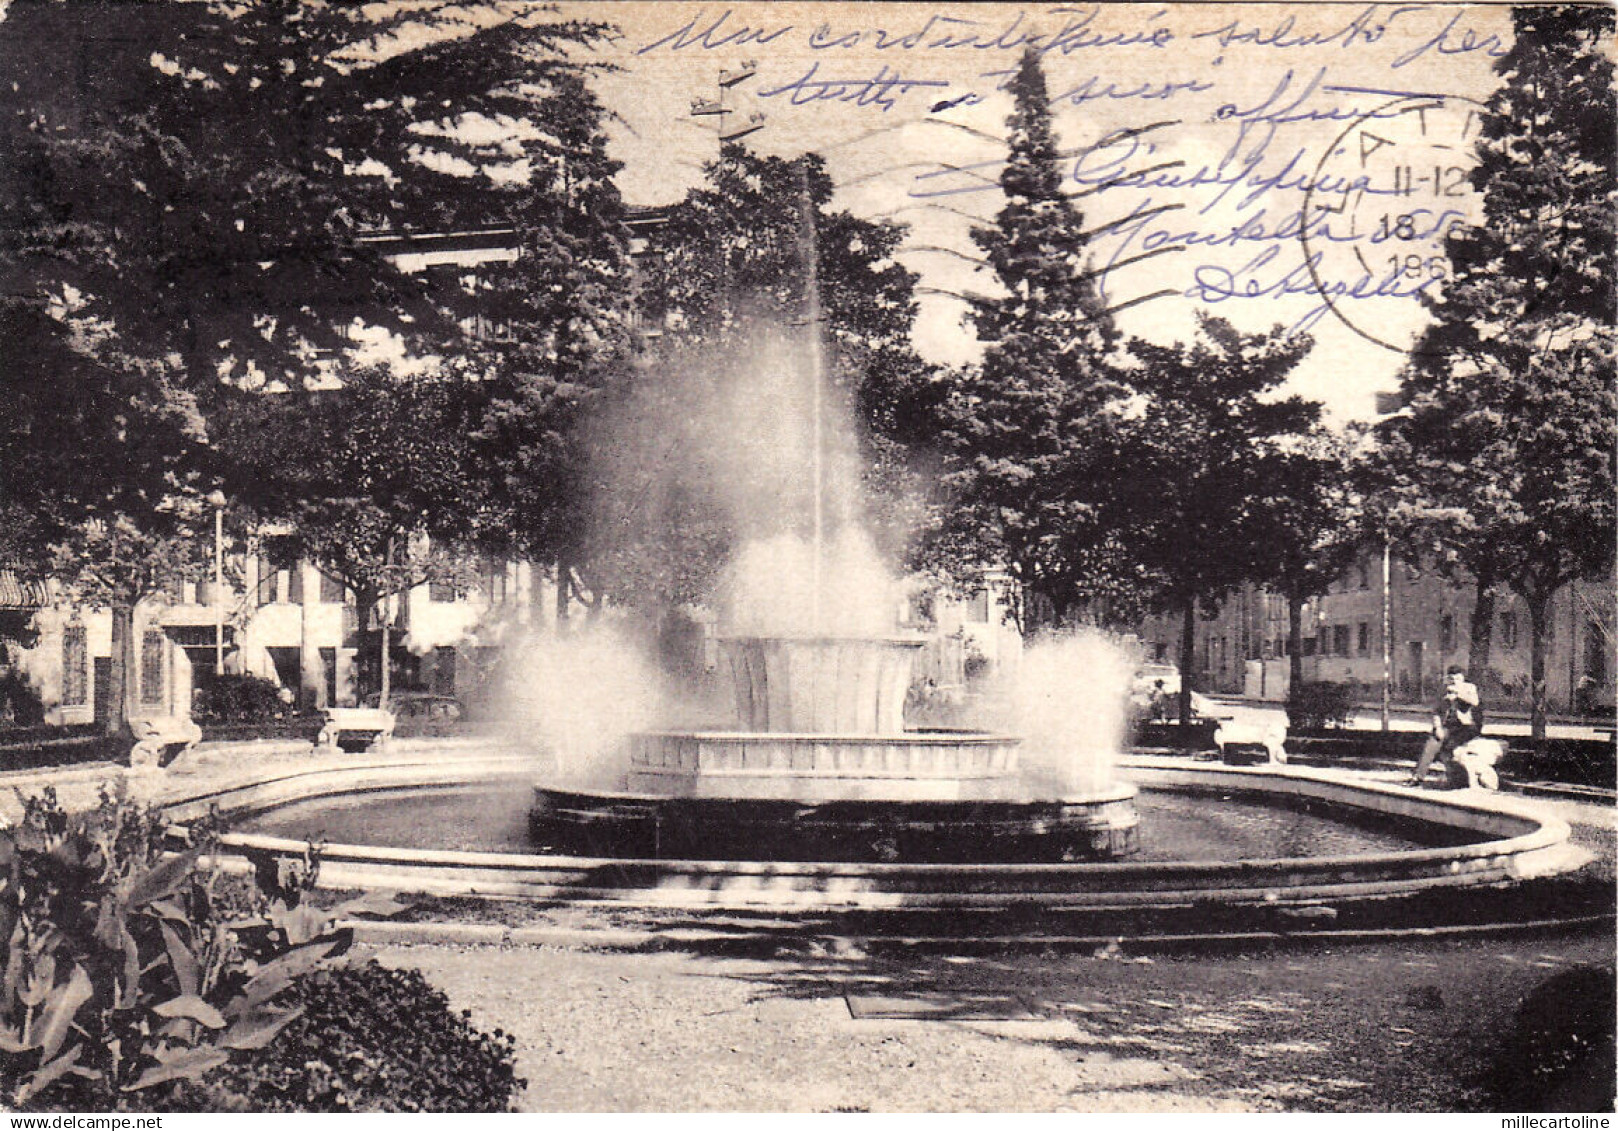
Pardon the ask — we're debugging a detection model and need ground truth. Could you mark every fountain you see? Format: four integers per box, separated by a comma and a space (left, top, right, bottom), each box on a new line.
529, 168, 1138, 864
530, 626, 1139, 862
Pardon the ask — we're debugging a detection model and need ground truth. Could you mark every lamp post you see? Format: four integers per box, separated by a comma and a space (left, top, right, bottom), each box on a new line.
1381, 536, 1392, 733
206, 490, 226, 676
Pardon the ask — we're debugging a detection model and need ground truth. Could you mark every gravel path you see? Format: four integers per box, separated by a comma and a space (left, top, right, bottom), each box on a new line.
364, 924, 1613, 1113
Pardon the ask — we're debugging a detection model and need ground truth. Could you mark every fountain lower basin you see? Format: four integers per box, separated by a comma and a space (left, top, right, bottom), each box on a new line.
533, 634, 1141, 861
531, 783, 1140, 863
541, 720, 1138, 861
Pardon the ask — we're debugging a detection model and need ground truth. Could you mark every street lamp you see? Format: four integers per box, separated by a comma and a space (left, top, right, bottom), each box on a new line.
206, 490, 226, 675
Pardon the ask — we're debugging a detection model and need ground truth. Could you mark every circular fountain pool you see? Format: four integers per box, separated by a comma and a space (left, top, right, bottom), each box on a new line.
241, 778, 1483, 862
160, 747, 1592, 937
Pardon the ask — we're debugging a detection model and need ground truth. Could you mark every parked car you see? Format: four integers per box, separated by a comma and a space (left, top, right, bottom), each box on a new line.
1133, 663, 1182, 698
1131, 665, 1215, 719
363, 691, 466, 736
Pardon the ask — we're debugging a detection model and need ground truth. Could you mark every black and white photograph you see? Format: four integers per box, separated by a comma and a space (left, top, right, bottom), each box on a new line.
0, 0, 1613, 1116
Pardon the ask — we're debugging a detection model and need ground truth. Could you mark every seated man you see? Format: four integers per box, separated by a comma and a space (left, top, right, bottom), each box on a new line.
1410, 665, 1482, 785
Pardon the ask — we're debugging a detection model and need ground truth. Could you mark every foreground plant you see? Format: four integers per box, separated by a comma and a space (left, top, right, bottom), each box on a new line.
0, 787, 351, 1107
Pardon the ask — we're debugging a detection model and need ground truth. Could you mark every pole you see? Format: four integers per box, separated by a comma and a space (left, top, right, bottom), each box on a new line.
212, 496, 225, 674
1381, 536, 1392, 733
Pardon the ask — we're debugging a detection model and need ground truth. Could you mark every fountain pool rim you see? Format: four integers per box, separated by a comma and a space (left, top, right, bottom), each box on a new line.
157, 743, 1591, 922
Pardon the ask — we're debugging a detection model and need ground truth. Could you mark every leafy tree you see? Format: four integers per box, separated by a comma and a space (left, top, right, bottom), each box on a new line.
0, 301, 216, 733
461, 68, 637, 617
1123, 317, 1318, 726
222, 369, 484, 704
930, 49, 1128, 631
1262, 432, 1368, 710
0, 2, 629, 713
1378, 4, 1616, 737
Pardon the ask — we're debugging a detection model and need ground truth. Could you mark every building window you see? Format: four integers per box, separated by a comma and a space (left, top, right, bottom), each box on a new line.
429, 578, 457, 603
966, 589, 989, 624
484, 559, 508, 605
62, 626, 88, 707
319, 571, 346, 604
1333, 624, 1351, 657
1357, 622, 1370, 655
1500, 612, 1517, 650
140, 630, 164, 706
1439, 615, 1455, 652
1585, 623, 1608, 686
1357, 559, 1370, 590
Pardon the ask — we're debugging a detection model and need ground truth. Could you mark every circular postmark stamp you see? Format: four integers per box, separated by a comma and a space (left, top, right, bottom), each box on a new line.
1300, 93, 1487, 357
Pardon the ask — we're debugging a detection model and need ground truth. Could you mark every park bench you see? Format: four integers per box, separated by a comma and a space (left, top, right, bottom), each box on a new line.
1214, 719, 1288, 766
314, 706, 396, 754
126, 715, 203, 770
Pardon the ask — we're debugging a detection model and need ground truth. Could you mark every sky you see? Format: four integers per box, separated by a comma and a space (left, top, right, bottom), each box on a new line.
579, 1, 1516, 423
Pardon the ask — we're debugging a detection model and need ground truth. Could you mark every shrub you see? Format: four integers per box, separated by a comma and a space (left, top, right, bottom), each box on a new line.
0, 788, 349, 1110
1488, 965, 1617, 1111
0, 667, 45, 726
1287, 681, 1357, 730
192, 674, 291, 724
203, 961, 524, 1112
0, 790, 517, 1113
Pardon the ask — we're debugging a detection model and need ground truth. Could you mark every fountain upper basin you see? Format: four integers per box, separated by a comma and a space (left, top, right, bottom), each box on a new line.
627, 729, 1026, 801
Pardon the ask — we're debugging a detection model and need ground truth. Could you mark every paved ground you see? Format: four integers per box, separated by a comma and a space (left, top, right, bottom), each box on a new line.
365, 924, 1614, 1113
349, 780, 1617, 1115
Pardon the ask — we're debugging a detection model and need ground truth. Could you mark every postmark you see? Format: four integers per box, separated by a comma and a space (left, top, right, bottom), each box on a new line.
1301, 91, 1488, 356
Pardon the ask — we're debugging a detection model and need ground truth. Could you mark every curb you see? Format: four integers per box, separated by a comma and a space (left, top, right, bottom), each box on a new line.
345, 911, 1618, 954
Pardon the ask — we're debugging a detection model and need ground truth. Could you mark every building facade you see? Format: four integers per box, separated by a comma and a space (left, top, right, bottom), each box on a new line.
0, 555, 557, 727
1134, 550, 1616, 714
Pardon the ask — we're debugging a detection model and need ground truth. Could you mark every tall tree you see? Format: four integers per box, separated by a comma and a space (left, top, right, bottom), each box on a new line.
1262, 432, 1367, 710
931, 49, 1128, 631
1124, 317, 1319, 726
1379, 4, 1616, 737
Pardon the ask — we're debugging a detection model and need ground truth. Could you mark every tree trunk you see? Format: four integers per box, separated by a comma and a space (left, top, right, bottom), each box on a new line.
1467, 575, 1496, 689
1527, 590, 1550, 741
555, 557, 571, 628
353, 586, 378, 706
1178, 596, 1197, 736
379, 539, 396, 706
105, 604, 136, 735
1287, 589, 1305, 706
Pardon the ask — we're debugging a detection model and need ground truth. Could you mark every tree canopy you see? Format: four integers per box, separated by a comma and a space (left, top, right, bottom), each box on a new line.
1123, 316, 1319, 721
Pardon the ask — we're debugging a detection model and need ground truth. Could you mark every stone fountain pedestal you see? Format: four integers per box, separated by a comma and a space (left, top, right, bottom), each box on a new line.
532, 635, 1139, 862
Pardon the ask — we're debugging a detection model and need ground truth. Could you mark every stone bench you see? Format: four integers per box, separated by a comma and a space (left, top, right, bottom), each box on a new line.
314, 707, 396, 754
1214, 720, 1288, 766
126, 715, 203, 770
